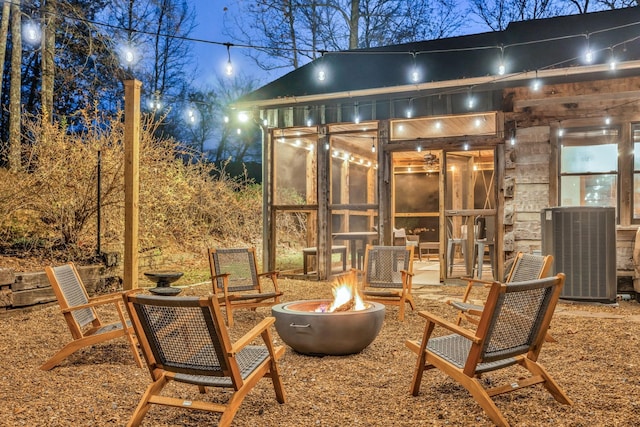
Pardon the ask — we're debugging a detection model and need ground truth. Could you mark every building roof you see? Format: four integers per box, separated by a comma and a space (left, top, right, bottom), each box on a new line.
236, 7, 640, 109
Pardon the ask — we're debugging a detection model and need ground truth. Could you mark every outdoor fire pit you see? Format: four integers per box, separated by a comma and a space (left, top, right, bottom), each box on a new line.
272, 300, 385, 356
271, 272, 385, 356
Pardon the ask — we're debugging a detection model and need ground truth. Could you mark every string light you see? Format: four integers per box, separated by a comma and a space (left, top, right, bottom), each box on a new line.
406, 99, 413, 118
371, 137, 376, 153
18, 6, 640, 134
354, 102, 360, 124
498, 46, 506, 75
584, 34, 594, 63
23, 20, 41, 44
510, 122, 517, 146
317, 50, 327, 81
467, 88, 475, 110
609, 48, 617, 70
410, 52, 420, 83
224, 43, 233, 76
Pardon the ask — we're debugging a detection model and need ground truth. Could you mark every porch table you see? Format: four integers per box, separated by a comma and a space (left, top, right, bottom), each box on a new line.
332, 231, 378, 268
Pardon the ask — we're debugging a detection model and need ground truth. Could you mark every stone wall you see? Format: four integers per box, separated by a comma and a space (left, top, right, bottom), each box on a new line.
0, 265, 120, 312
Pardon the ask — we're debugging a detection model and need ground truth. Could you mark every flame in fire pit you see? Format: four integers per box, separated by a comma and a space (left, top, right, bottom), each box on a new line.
315, 272, 366, 312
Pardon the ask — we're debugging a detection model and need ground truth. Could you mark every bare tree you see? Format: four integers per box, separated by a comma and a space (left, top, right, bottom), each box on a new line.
41, 0, 56, 125
562, 0, 638, 12
8, 0, 21, 170
0, 1, 10, 104
227, 0, 462, 74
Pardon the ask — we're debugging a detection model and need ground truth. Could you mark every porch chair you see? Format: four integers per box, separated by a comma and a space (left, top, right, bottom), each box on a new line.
448, 252, 553, 327
122, 293, 286, 427
40, 263, 143, 370
447, 218, 469, 276
361, 245, 415, 321
472, 215, 496, 279
406, 274, 571, 427
207, 247, 283, 327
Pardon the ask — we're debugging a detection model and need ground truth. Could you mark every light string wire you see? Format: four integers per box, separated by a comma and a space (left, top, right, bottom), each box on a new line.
11, 3, 640, 129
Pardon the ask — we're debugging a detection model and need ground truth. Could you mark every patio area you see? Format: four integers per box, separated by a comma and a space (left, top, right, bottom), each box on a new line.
1, 273, 638, 426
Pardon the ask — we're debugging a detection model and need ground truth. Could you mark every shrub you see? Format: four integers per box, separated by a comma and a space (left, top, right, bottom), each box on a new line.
0, 109, 263, 265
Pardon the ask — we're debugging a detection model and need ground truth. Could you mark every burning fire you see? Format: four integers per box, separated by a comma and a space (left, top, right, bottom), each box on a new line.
315, 272, 367, 312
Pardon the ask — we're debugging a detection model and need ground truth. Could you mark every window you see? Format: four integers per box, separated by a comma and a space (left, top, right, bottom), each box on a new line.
559, 128, 618, 211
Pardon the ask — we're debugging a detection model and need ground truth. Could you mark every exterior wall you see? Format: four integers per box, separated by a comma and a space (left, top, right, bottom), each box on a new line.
505, 76, 640, 292
504, 126, 552, 255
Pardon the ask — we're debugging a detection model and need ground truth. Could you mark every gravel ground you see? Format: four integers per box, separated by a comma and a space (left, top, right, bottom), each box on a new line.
1, 276, 639, 426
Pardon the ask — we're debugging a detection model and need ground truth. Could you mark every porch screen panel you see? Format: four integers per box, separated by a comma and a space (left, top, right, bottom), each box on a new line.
633, 125, 640, 220
274, 129, 318, 205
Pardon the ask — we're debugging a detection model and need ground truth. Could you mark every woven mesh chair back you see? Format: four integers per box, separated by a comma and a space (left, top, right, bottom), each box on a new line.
365, 246, 412, 289
210, 248, 259, 293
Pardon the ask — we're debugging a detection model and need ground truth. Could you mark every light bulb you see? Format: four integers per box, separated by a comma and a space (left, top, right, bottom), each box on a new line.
532, 79, 541, 91
467, 97, 475, 109
498, 63, 505, 75
225, 60, 233, 76
318, 70, 326, 81
585, 49, 593, 63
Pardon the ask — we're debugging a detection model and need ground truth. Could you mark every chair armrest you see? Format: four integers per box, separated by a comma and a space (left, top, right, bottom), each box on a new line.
61, 293, 128, 313
462, 277, 494, 286
64, 288, 142, 314
210, 273, 232, 295
467, 308, 484, 317
400, 269, 414, 277
417, 311, 480, 343
210, 273, 231, 280
230, 316, 276, 354
257, 271, 281, 292
257, 270, 279, 278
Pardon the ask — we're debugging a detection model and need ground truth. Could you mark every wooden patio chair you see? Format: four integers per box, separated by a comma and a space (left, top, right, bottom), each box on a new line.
122, 293, 286, 427
207, 247, 283, 327
448, 252, 553, 327
361, 245, 415, 321
40, 263, 143, 370
406, 274, 571, 427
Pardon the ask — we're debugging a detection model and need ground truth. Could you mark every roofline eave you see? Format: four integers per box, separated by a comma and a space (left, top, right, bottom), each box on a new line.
232, 60, 640, 111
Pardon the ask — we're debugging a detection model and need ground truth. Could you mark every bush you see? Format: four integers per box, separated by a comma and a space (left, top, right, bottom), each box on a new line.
0, 109, 263, 265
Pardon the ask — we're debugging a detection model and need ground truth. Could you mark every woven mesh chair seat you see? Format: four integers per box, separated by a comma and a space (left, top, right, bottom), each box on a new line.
449, 301, 482, 312
228, 291, 280, 301
427, 335, 517, 374
174, 346, 270, 387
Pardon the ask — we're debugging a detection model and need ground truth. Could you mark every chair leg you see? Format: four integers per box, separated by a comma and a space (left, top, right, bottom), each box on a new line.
520, 358, 573, 405
40, 342, 80, 370
127, 374, 170, 427
461, 376, 511, 427
225, 301, 234, 328
125, 329, 144, 368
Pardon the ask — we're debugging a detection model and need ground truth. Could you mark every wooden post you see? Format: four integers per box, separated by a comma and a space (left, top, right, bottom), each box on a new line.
124, 80, 141, 290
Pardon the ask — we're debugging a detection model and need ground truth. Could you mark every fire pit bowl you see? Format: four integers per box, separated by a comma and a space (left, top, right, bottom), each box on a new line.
271, 300, 385, 356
